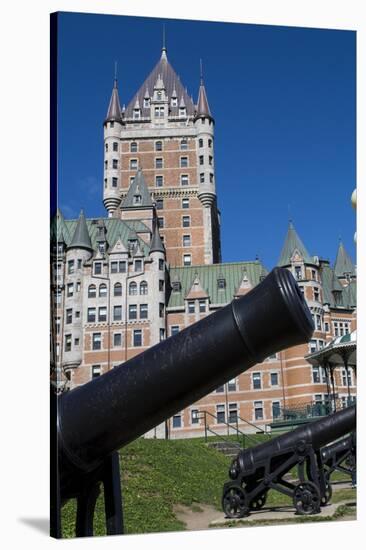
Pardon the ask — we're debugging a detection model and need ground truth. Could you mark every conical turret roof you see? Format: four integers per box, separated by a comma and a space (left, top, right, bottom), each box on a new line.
68, 210, 93, 251
105, 79, 123, 124
278, 221, 312, 266
121, 169, 153, 209
334, 241, 356, 278
195, 77, 212, 120
149, 219, 165, 255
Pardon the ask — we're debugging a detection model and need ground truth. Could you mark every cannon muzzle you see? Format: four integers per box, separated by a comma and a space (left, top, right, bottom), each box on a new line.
57, 267, 313, 489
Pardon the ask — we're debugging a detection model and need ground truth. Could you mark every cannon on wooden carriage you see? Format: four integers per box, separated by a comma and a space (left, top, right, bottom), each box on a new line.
320, 432, 356, 487
222, 405, 356, 518
51, 267, 314, 538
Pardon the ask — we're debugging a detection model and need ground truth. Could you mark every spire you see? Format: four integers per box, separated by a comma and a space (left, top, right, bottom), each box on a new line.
150, 219, 165, 255
121, 169, 153, 209
161, 24, 167, 60
68, 210, 93, 251
334, 240, 356, 278
278, 221, 312, 266
105, 77, 123, 124
195, 60, 213, 120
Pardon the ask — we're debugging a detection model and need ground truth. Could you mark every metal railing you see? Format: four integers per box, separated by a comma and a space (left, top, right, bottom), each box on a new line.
197, 410, 271, 450
271, 396, 356, 428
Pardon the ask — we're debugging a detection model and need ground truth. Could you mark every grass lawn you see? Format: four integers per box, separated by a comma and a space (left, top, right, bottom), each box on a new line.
61, 436, 355, 538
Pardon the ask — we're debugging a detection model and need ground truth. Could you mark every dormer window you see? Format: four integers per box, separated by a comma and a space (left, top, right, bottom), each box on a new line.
179, 107, 186, 117
172, 281, 181, 292
128, 239, 138, 252
143, 98, 150, 108
154, 106, 164, 118
294, 266, 302, 280
133, 194, 142, 205
133, 109, 141, 119
217, 277, 226, 290
171, 97, 178, 107
157, 91, 162, 101
98, 242, 105, 254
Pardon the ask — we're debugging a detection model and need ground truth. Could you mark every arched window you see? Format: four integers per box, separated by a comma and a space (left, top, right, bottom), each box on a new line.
114, 283, 122, 297
88, 284, 96, 298
99, 283, 107, 298
140, 281, 148, 295
129, 281, 138, 296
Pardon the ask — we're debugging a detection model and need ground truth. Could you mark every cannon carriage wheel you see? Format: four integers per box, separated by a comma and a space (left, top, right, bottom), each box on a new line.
222, 484, 249, 518
249, 490, 268, 511
293, 481, 321, 515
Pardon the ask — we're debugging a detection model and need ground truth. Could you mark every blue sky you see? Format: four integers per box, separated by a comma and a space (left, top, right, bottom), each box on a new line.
57, 12, 356, 268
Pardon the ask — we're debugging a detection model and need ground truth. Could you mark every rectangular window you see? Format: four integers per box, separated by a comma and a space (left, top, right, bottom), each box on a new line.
160, 328, 165, 341
294, 266, 302, 280
92, 333, 101, 350
314, 288, 320, 302
140, 304, 148, 319
74, 338, 79, 346
92, 365, 101, 379
200, 173, 205, 183
129, 305, 137, 320
227, 378, 236, 392
94, 262, 102, 275
181, 174, 189, 186
156, 175, 163, 187
182, 198, 189, 209
135, 259, 143, 272
272, 401, 281, 419
76, 281, 81, 293
216, 385, 224, 393
252, 372, 261, 389
342, 369, 352, 387
199, 299, 206, 313
312, 366, 321, 384
210, 173, 214, 183
159, 303, 164, 318
55, 317, 61, 334
98, 306, 107, 322
155, 158, 163, 169
191, 409, 199, 424
159, 279, 164, 292
254, 401, 264, 421
199, 155, 204, 165
66, 309, 72, 324
228, 403, 238, 423
182, 216, 190, 227
155, 141, 163, 151
309, 339, 318, 353
130, 159, 138, 170
188, 301, 195, 314
198, 138, 203, 148
172, 414, 182, 428
208, 139, 212, 147
183, 234, 191, 247
180, 156, 188, 168
216, 404, 226, 424
130, 142, 138, 153
68, 260, 74, 274
77, 259, 82, 270
156, 199, 164, 210
112, 177, 118, 187
67, 283, 74, 297
324, 322, 329, 332
270, 372, 279, 386
133, 329, 142, 347
316, 314, 322, 331
113, 142, 118, 152
112, 159, 118, 169
171, 325, 180, 337
159, 258, 164, 271
113, 333, 122, 347
111, 261, 118, 274
64, 334, 72, 352
311, 269, 316, 280
180, 138, 188, 150
183, 254, 192, 266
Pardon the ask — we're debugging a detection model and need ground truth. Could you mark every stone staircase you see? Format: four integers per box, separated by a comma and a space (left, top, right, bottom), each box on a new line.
208, 440, 241, 458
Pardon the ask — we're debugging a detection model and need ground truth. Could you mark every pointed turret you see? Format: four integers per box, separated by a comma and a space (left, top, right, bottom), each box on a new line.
104, 79, 123, 124
68, 210, 93, 252
278, 221, 312, 266
149, 219, 165, 255
334, 241, 356, 278
121, 169, 153, 209
195, 63, 213, 121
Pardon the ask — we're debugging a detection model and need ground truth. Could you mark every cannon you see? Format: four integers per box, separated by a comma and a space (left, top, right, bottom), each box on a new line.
51, 267, 314, 538
222, 405, 356, 518
320, 432, 356, 486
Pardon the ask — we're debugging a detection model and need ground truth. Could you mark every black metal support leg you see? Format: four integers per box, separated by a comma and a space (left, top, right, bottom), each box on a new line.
102, 452, 124, 536
75, 481, 101, 537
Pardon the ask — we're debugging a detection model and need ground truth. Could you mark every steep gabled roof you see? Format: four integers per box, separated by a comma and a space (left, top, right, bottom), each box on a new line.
125, 50, 195, 118
278, 221, 312, 266
105, 79, 123, 124
334, 241, 356, 278
68, 210, 93, 251
121, 169, 153, 209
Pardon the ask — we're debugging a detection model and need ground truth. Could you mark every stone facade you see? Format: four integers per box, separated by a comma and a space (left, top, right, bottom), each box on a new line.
51, 46, 356, 438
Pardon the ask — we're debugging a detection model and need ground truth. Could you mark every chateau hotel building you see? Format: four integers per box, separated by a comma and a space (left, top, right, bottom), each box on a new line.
51, 45, 357, 437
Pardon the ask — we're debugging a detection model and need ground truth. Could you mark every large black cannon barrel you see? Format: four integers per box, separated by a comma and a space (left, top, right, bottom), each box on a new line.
320, 432, 355, 464
58, 267, 313, 484
234, 405, 356, 476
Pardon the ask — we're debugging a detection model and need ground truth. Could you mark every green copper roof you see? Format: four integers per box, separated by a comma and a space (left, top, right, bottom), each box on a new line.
68, 210, 93, 251
52, 213, 150, 257
168, 261, 267, 308
278, 222, 312, 266
121, 169, 153, 209
334, 241, 356, 278
319, 262, 356, 310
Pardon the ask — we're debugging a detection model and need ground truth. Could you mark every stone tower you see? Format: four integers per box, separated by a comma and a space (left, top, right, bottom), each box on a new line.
102, 46, 221, 267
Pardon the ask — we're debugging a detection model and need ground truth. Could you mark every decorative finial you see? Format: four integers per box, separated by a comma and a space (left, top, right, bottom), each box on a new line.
200, 58, 203, 83
114, 61, 118, 87
161, 24, 167, 58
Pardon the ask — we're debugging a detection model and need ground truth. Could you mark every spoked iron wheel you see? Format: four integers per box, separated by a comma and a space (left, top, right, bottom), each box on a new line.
293, 481, 321, 515
222, 484, 249, 518
249, 491, 267, 511
320, 481, 332, 506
